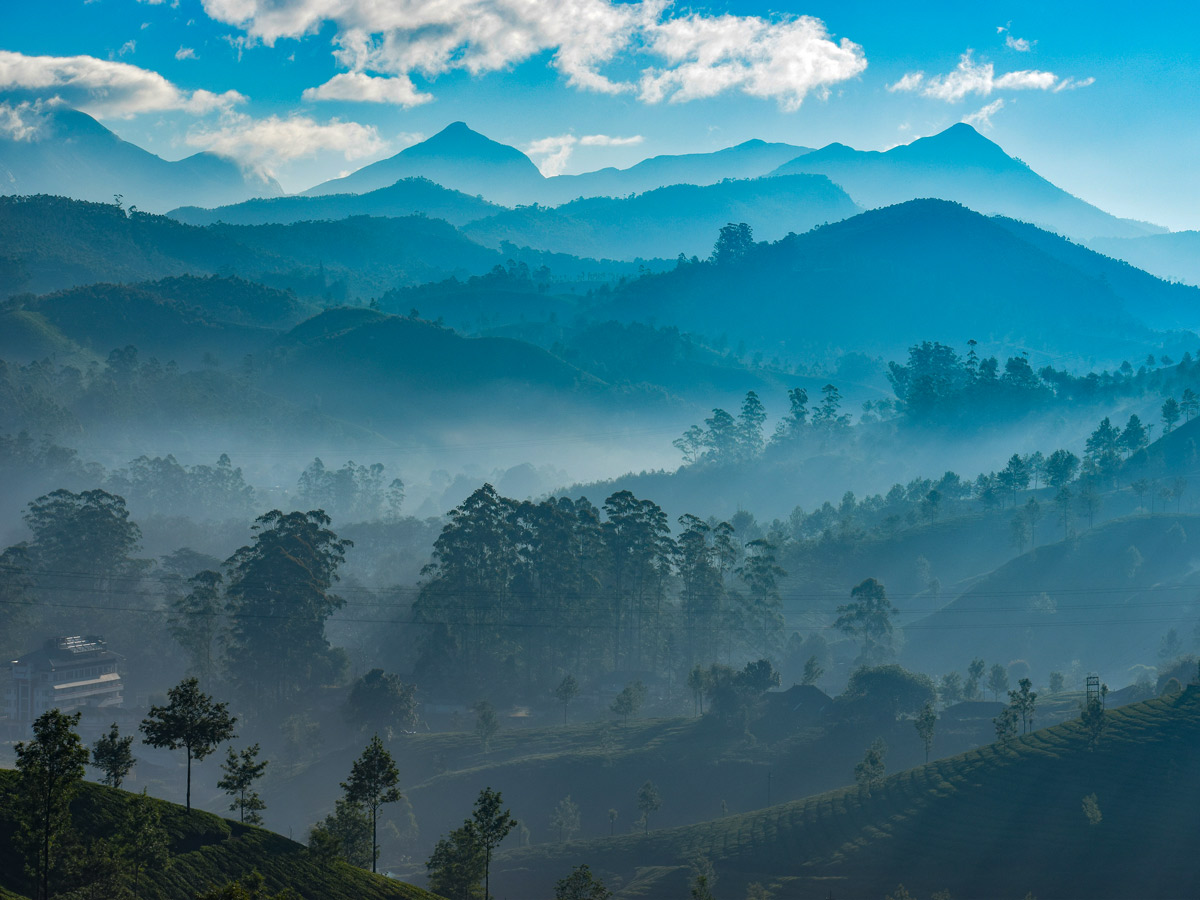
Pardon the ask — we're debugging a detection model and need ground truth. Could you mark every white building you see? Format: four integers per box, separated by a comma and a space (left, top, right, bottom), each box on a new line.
5, 635, 124, 724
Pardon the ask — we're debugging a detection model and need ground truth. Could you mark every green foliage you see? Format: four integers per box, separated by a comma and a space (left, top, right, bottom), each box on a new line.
854, 738, 887, 794
549, 796, 581, 843
801, 655, 824, 687
834, 578, 897, 665
986, 664, 1009, 700
309, 799, 372, 869
711, 222, 754, 266
194, 871, 297, 900
425, 821, 484, 900
1080, 696, 1106, 751
473, 701, 499, 752
140, 677, 237, 812
217, 745, 268, 826
841, 664, 936, 721
553, 864, 611, 900
224, 510, 351, 709
1008, 678, 1038, 734
91, 722, 135, 789
14, 709, 89, 900
636, 781, 662, 833
610, 681, 647, 725
341, 735, 402, 873
346, 670, 418, 736
994, 707, 1019, 742
553, 675, 579, 725
166, 570, 224, 684
915, 702, 937, 763
704, 659, 781, 730
472, 787, 516, 900
120, 790, 171, 899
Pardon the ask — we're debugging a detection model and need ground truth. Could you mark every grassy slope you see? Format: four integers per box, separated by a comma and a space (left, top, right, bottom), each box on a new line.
489, 688, 1200, 899
0, 772, 439, 900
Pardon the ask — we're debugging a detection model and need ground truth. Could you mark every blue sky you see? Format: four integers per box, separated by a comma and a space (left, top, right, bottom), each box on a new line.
2, 0, 1198, 229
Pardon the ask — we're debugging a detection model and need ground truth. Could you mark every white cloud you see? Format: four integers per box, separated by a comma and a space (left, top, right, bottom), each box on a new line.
638, 13, 866, 110
0, 50, 244, 118
302, 71, 432, 107
1005, 35, 1033, 52
962, 98, 1005, 130
526, 132, 644, 175
889, 51, 1078, 103
579, 134, 644, 147
185, 112, 387, 175
199, 0, 866, 110
175, 47, 197, 60
1054, 76, 1095, 92
118, 40, 137, 57
0, 99, 52, 141
886, 71, 924, 93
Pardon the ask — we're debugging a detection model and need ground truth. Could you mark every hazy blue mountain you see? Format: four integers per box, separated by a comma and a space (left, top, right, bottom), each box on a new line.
0, 106, 281, 212
169, 176, 502, 227
595, 199, 1195, 361
540, 138, 812, 203
463, 174, 859, 259
0, 195, 505, 300
303, 121, 545, 205
772, 123, 1158, 240
1087, 231, 1200, 287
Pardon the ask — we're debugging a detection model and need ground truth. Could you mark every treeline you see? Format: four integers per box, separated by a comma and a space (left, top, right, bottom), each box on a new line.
412, 484, 787, 697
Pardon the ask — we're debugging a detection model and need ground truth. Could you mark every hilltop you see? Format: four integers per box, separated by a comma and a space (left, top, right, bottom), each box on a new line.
0, 106, 280, 213
773, 123, 1160, 241
0, 770, 435, 900
487, 688, 1200, 899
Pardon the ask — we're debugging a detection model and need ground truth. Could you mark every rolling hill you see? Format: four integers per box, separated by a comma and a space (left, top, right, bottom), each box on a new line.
0, 770, 435, 900
772, 123, 1160, 241
0, 106, 280, 213
595, 198, 1196, 361
1088, 230, 1200, 288
170, 176, 503, 228
487, 688, 1200, 899
462, 174, 859, 260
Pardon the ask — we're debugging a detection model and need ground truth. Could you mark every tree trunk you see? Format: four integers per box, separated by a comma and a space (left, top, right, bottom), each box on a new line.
186, 747, 192, 811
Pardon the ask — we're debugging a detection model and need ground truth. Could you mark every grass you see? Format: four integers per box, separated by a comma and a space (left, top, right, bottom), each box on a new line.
0, 771, 439, 900
488, 687, 1200, 899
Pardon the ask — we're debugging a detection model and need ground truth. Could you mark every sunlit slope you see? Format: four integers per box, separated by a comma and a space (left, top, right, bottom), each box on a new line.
490, 689, 1200, 899
902, 514, 1200, 681
0, 771, 437, 900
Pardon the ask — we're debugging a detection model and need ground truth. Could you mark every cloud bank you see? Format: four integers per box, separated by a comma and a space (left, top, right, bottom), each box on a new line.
887, 52, 1089, 103
526, 132, 644, 175
199, 0, 867, 110
0, 50, 243, 117
185, 112, 387, 175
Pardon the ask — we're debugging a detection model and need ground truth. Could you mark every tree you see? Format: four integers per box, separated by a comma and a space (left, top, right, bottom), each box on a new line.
218, 744, 269, 825
550, 795, 581, 842
472, 787, 516, 900
965, 658, 986, 700
553, 674, 579, 725
15, 709, 90, 900
1163, 397, 1181, 434
636, 780, 662, 833
841, 664, 935, 721
1044, 449, 1080, 489
915, 702, 937, 763
167, 570, 224, 684
342, 734, 402, 873
473, 700, 499, 752
610, 680, 647, 725
1048, 672, 1066, 694
426, 820, 484, 900
223, 510, 352, 709
310, 798, 372, 868
854, 738, 887, 793
687, 665, 710, 715
1080, 694, 1106, 751
801, 655, 824, 686
91, 722, 135, 788
195, 872, 294, 900
555, 864, 612, 900
1120, 414, 1149, 456
994, 706, 1018, 742
345, 669, 418, 736
1008, 677, 1038, 734
120, 789, 171, 899
834, 578, 897, 665
140, 676, 237, 812
737, 391, 767, 457
987, 664, 1009, 701
712, 222, 754, 265
1182, 388, 1199, 423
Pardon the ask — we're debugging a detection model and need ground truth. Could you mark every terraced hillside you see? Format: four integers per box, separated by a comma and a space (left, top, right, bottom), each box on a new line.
488, 688, 1200, 899
0, 771, 437, 900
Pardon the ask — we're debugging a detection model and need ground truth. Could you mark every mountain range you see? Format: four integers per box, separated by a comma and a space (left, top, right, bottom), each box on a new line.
0, 106, 280, 212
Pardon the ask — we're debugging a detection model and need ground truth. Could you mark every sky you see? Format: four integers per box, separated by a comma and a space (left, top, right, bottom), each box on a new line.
1, 0, 1198, 229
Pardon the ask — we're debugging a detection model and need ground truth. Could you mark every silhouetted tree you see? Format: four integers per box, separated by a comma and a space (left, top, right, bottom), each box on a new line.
834, 578, 897, 665
711, 222, 754, 265
915, 702, 937, 763
342, 734, 402, 873
553, 674, 579, 725
140, 677, 236, 811
91, 721, 135, 788
636, 781, 662, 833
218, 744, 268, 825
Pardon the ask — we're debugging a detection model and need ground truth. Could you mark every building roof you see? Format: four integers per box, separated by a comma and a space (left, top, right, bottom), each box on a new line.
11, 635, 123, 671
